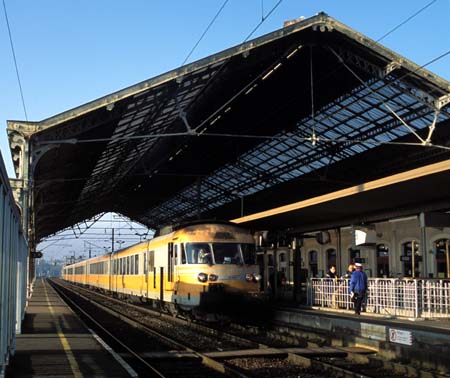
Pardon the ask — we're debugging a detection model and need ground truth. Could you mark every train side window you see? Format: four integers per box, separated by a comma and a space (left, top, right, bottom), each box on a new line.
149, 250, 155, 270
186, 243, 195, 263
135, 254, 139, 275
181, 244, 187, 264
174, 244, 178, 265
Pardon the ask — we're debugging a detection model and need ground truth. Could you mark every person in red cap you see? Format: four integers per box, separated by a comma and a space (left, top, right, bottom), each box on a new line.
348, 262, 368, 315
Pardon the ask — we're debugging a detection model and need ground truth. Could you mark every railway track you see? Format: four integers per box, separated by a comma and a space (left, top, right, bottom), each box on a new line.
50, 279, 443, 378
50, 279, 240, 377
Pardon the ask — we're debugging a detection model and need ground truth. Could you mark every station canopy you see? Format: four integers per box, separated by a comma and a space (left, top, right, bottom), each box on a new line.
7, 13, 450, 244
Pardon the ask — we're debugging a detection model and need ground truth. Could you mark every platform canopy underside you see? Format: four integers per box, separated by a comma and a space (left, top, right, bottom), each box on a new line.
7, 13, 450, 243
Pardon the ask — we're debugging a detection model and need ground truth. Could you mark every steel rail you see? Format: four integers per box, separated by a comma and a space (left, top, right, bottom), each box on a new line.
53, 279, 378, 378
50, 279, 250, 378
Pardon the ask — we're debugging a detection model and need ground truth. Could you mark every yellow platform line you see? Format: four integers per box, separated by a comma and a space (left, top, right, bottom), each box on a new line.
43, 280, 83, 378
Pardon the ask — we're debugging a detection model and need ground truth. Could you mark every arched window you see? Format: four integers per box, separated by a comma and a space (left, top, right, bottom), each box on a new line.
435, 239, 449, 279
402, 241, 420, 278
326, 248, 336, 271
309, 250, 318, 278
376, 244, 389, 277
349, 248, 360, 264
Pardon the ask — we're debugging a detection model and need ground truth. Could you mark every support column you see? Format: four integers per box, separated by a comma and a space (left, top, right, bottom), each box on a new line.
336, 228, 342, 276
7, 122, 36, 295
420, 225, 428, 278
293, 237, 302, 302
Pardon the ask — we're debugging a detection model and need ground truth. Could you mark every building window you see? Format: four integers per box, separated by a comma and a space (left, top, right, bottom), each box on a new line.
309, 250, 318, 278
326, 248, 336, 271
349, 248, 360, 263
376, 244, 389, 277
402, 241, 420, 278
435, 239, 449, 279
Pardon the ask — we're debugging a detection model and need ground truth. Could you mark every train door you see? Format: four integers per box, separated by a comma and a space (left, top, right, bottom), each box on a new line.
122, 256, 127, 289
108, 255, 112, 292
167, 242, 175, 291
148, 250, 155, 299
144, 250, 149, 297
112, 258, 118, 293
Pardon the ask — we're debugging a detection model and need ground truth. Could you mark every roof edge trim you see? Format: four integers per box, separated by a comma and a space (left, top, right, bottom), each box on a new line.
231, 158, 450, 225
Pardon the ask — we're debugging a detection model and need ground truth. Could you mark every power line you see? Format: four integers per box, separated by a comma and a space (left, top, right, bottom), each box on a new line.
182, 0, 230, 66
375, 0, 438, 43
2, 0, 28, 120
244, 0, 284, 42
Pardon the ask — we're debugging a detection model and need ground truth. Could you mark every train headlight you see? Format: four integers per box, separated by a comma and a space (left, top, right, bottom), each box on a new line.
245, 273, 255, 282
208, 274, 218, 281
253, 274, 262, 282
197, 273, 208, 282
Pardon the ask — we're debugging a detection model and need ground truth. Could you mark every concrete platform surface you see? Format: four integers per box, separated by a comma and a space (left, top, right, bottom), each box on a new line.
7, 279, 133, 378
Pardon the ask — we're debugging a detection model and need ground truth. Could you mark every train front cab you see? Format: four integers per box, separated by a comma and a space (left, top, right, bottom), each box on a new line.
156, 223, 265, 320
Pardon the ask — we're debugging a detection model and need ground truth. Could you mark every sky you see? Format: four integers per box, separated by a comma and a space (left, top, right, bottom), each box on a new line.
1, 0, 450, 259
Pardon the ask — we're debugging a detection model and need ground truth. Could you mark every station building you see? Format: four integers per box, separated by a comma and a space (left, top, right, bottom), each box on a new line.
301, 218, 450, 279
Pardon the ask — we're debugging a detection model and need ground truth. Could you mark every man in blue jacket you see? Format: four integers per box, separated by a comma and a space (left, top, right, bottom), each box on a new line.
348, 262, 368, 315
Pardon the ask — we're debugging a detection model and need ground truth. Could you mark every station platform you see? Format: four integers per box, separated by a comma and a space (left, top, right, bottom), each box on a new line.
289, 306, 450, 335
276, 304, 450, 374
6, 279, 134, 378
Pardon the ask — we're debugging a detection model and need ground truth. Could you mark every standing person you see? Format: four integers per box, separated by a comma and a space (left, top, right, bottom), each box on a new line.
348, 262, 368, 315
325, 265, 337, 307
326, 265, 337, 279
342, 264, 355, 279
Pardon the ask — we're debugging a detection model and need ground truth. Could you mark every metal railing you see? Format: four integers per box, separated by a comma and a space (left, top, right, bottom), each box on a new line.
307, 278, 450, 319
0, 154, 28, 378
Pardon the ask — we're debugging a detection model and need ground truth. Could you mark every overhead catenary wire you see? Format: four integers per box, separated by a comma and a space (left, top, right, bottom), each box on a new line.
181, 0, 230, 66
375, 0, 438, 43
2, 0, 28, 120
244, 0, 283, 42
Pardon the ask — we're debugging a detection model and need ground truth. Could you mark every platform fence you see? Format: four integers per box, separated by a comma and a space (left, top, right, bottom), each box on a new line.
0, 154, 28, 378
307, 278, 450, 319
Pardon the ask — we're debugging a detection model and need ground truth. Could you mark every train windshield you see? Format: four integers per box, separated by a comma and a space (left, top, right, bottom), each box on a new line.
213, 243, 242, 264
186, 242, 256, 265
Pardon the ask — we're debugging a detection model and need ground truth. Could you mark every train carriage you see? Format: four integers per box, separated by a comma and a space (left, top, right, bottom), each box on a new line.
62, 221, 263, 318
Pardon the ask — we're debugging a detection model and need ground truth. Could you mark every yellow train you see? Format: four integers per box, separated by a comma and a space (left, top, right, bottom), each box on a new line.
62, 221, 263, 319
